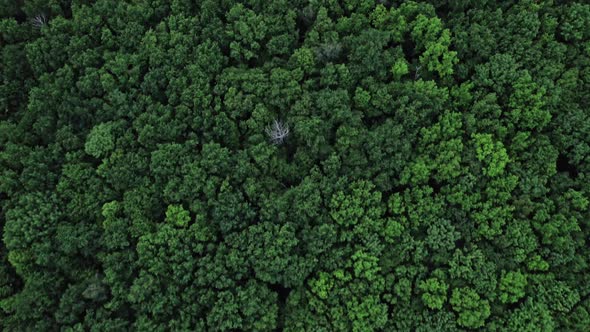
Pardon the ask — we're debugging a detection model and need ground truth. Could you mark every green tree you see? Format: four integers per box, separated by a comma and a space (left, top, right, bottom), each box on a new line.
499, 271, 527, 304
450, 287, 491, 329
419, 277, 449, 310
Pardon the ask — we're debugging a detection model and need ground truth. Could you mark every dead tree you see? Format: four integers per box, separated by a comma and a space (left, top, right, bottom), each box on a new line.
266, 119, 290, 145
31, 14, 47, 29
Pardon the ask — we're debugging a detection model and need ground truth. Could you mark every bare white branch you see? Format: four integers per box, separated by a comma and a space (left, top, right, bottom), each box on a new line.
266, 119, 290, 145
31, 14, 47, 29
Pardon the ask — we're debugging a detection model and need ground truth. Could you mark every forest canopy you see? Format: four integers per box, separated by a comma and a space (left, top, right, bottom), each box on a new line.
1, 0, 590, 331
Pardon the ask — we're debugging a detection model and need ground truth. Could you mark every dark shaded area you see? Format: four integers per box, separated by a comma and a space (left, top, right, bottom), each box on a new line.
428, 178, 442, 194
269, 283, 292, 305
269, 283, 292, 332
10, 12, 27, 23
455, 238, 466, 249
556, 153, 579, 178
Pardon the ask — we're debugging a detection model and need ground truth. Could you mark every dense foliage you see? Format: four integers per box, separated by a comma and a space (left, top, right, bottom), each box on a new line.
2, 0, 590, 330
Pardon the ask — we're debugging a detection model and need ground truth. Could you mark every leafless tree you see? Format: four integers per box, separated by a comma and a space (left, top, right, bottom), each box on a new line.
414, 65, 422, 80
300, 5, 316, 27
315, 42, 342, 63
266, 119, 290, 145
31, 14, 47, 29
